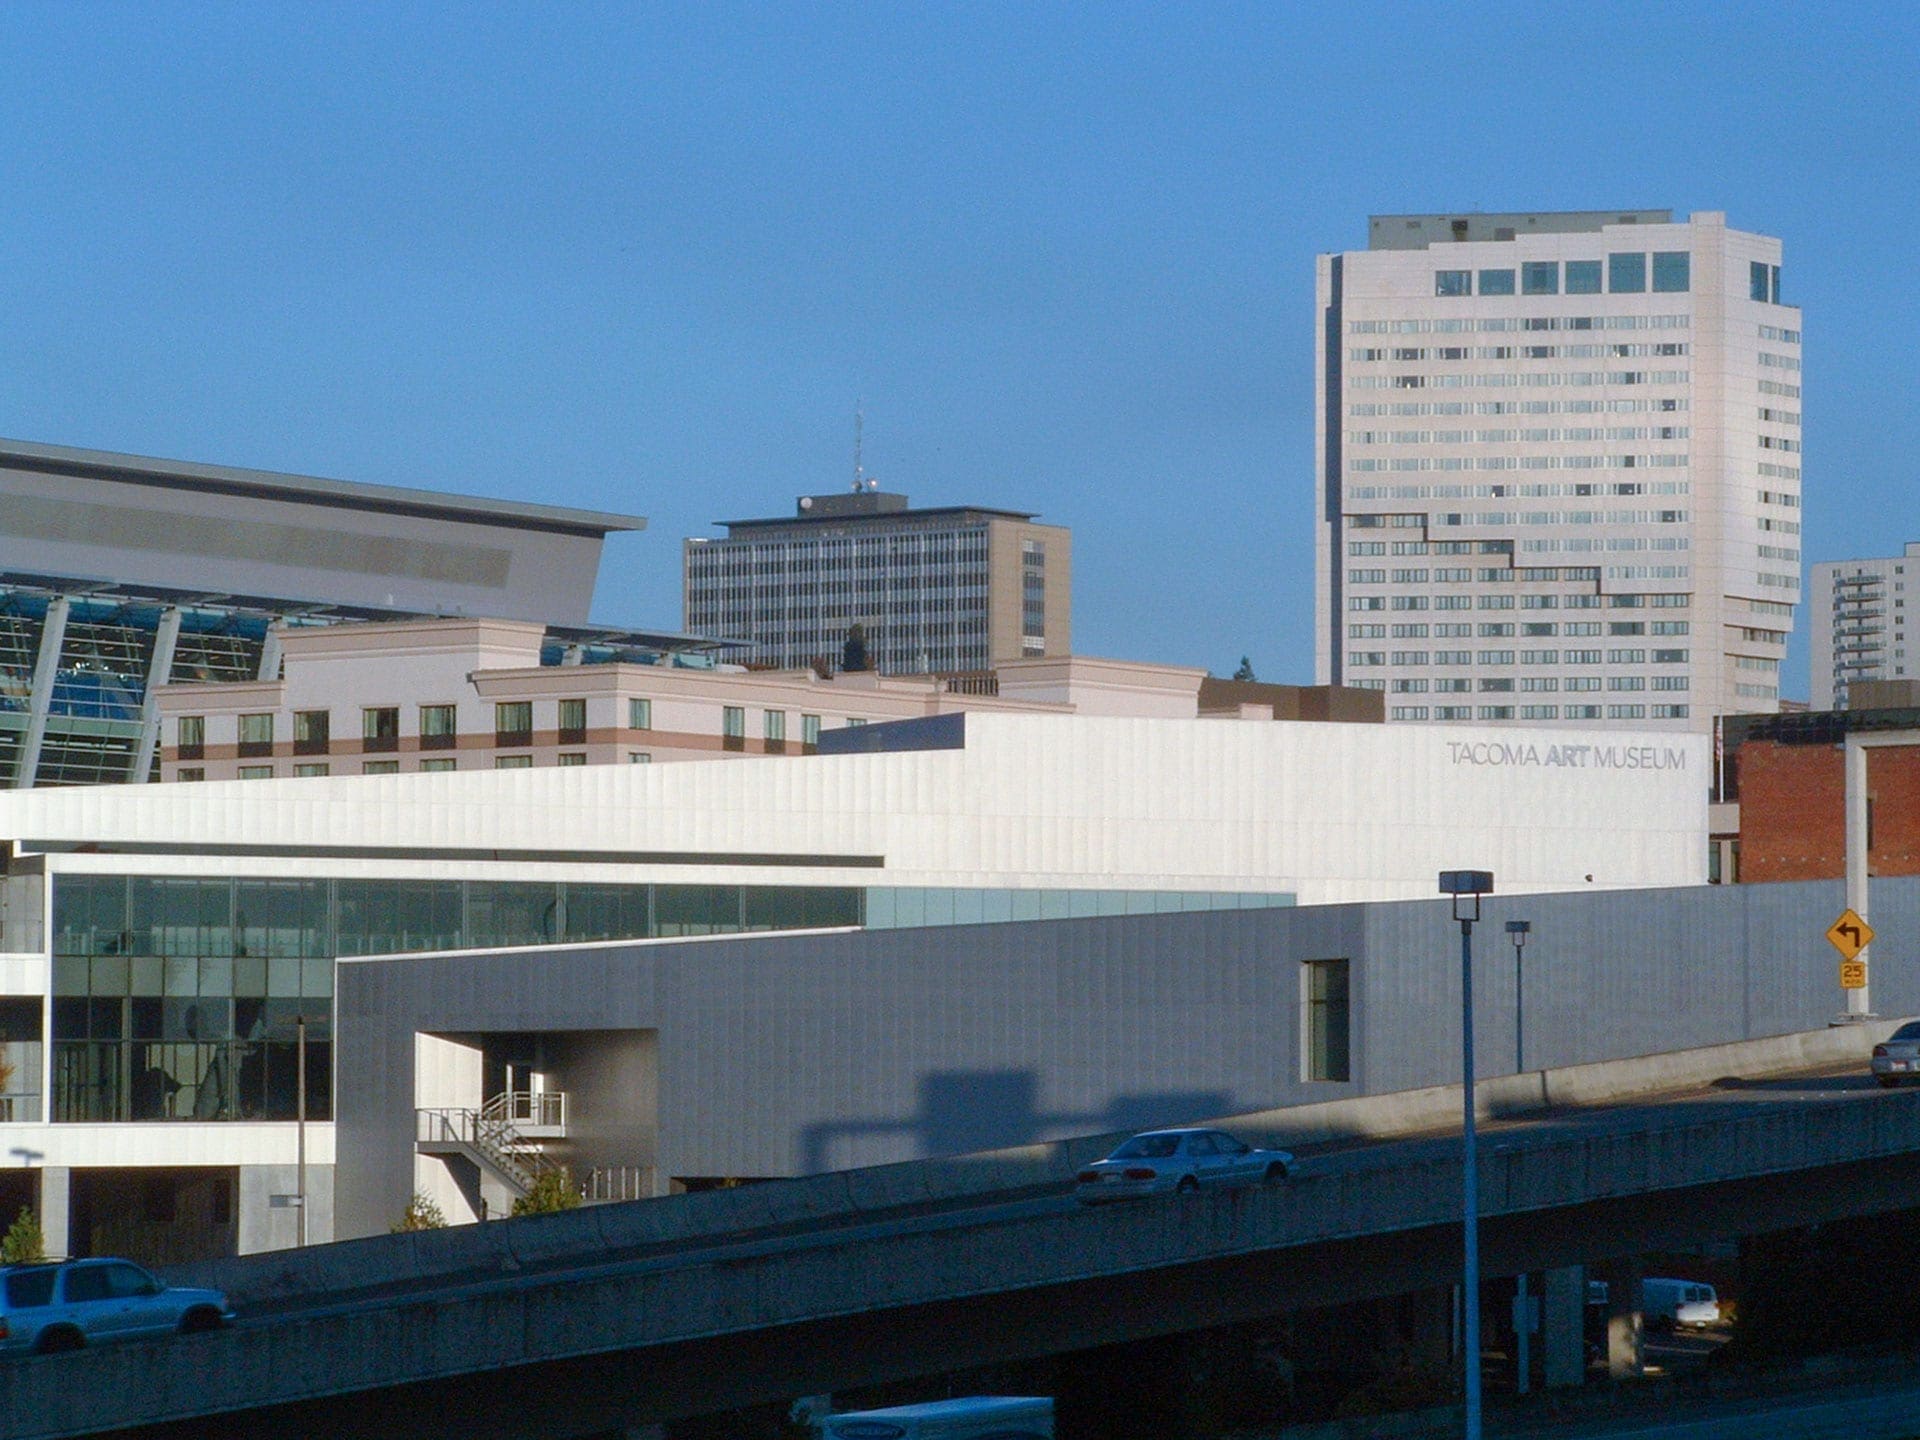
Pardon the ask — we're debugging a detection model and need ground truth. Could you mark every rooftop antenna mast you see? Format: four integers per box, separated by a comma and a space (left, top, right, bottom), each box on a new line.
853, 402, 865, 493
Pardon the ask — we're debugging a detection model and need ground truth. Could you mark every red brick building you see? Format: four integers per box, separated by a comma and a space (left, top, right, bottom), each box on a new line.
1724, 704, 1920, 883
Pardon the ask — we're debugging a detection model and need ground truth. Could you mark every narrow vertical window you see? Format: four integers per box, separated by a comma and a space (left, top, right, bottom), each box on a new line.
1750, 260, 1769, 302
1304, 959, 1352, 1082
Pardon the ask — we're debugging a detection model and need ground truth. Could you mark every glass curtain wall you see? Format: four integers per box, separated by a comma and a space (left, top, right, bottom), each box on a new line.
51, 875, 866, 1122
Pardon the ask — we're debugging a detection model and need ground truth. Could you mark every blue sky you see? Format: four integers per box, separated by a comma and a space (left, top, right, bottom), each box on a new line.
1, 3, 1914, 696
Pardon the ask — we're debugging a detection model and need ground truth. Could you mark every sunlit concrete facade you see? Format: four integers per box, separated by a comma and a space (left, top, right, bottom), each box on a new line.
1315, 210, 1802, 732
0, 712, 1703, 1258
1811, 542, 1920, 710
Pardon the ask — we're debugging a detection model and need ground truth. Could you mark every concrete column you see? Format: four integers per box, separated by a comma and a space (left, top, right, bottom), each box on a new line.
129, 606, 183, 782
14, 596, 70, 789
1542, 1265, 1586, 1389
37, 1166, 71, 1259
257, 623, 284, 682
1601, 1257, 1642, 1379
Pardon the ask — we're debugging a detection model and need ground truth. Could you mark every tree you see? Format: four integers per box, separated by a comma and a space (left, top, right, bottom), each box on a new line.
1233, 656, 1257, 682
841, 623, 869, 673
391, 1192, 448, 1233
510, 1167, 581, 1217
1, 1206, 45, 1264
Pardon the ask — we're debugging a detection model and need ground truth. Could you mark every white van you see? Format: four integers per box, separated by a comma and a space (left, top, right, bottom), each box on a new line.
821, 1396, 1053, 1440
1642, 1277, 1720, 1329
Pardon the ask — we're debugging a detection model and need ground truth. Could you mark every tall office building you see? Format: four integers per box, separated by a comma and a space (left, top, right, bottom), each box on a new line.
684, 488, 1071, 675
1315, 210, 1802, 730
1811, 542, 1920, 709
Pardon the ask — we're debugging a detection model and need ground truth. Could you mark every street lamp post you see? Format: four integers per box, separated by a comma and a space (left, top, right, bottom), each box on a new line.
1503, 918, 1532, 1395
1440, 870, 1493, 1440
1505, 921, 1531, 1074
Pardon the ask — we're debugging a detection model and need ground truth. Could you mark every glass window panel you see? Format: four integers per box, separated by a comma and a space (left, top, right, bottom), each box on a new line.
47, 995, 82, 1038
1434, 269, 1470, 297
238, 713, 273, 745
1009, 890, 1041, 922
1770, 264, 1781, 303
164, 955, 197, 996
950, 890, 985, 926
420, 703, 457, 737
87, 996, 124, 1038
1608, 252, 1647, 293
1522, 261, 1559, 295
921, 889, 955, 927
628, 697, 652, 730
1039, 890, 1072, 920
1651, 251, 1690, 292
1565, 260, 1602, 294
302, 957, 333, 998
557, 697, 586, 732
1477, 268, 1515, 296
889, 888, 926, 930
980, 889, 1013, 924
130, 956, 165, 997
267, 956, 303, 997
655, 885, 740, 937
465, 883, 559, 949
233, 955, 268, 997
1750, 260, 1769, 301
130, 996, 163, 1039
863, 888, 895, 929
90, 955, 130, 995
199, 955, 233, 998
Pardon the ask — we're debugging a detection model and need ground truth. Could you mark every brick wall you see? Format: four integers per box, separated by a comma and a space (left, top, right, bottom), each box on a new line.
1739, 741, 1920, 882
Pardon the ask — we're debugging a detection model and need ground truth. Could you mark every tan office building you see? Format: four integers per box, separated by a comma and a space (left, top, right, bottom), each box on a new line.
684, 489, 1070, 675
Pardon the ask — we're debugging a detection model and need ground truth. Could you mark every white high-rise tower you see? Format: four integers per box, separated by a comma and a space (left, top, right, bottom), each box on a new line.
1314, 210, 1801, 730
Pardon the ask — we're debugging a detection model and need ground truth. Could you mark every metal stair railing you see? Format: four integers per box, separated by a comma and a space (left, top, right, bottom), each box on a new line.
416, 1104, 559, 1197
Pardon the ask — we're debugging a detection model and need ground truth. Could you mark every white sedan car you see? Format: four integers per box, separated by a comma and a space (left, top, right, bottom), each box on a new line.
1074, 1127, 1294, 1203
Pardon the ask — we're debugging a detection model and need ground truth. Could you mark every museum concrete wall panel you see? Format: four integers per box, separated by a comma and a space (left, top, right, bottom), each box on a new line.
333, 878, 1920, 1239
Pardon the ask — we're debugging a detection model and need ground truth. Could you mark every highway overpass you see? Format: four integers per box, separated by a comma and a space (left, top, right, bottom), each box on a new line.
6, 1025, 1918, 1439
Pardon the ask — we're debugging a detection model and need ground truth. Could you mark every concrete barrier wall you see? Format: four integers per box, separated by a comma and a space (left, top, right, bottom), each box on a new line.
166, 1018, 1905, 1308
46, 1074, 1920, 1440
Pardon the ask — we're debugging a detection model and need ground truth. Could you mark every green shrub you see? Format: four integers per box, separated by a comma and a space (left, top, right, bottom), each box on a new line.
392, 1192, 449, 1232
1, 1207, 45, 1264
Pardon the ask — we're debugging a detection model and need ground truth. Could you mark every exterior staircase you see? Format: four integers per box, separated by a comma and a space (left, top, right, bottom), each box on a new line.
416, 1091, 567, 1199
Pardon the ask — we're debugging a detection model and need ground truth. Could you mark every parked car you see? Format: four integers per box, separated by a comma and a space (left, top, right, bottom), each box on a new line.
1642, 1277, 1720, 1331
0, 1258, 233, 1355
1871, 1021, 1920, 1087
1074, 1128, 1294, 1203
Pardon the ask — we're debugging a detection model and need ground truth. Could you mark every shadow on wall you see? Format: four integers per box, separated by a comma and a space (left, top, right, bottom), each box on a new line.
798, 1071, 1235, 1174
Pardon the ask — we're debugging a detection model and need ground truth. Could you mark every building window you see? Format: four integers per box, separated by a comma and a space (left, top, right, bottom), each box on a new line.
629, 698, 653, 730
558, 697, 587, 744
362, 706, 399, 753
293, 709, 330, 755
1434, 269, 1470, 297
802, 713, 821, 747
628, 752, 653, 764
557, 752, 587, 767
293, 763, 330, 777
1304, 959, 1351, 1083
177, 715, 205, 760
177, 767, 205, 782
1565, 260, 1602, 294
722, 705, 746, 752
1750, 260, 1769, 302
496, 754, 534, 769
765, 710, 786, 741
495, 701, 533, 747
237, 712, 274, 758
1521, 261, 1559, 295
420, 703, 457, 751
1651, 251, 1690, 293
362, 761, 399, 775
238, 764, 273, 780
419, 757, 457, 772
1608, 252, 1647, 293
1477, 268, 1515, 296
